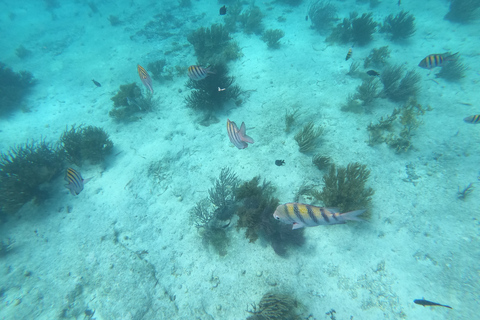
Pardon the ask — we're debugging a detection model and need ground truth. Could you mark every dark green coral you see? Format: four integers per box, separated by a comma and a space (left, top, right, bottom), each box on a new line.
0, 62, 36, 116
109, 83, 154, 122
380, 11, 416, 40
247, 293, 301, 320
327, 12, 378, 46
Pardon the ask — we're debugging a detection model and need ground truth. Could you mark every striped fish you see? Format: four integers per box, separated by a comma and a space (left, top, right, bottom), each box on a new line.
188, 65, 213, 81
137, 64, 153, 93
64, 168, 91, 196
418, 52, 458, 70
227, 119, 254, 149
273, 203, 365, 229
345, 48, 353, 61
464, 115, 480, 124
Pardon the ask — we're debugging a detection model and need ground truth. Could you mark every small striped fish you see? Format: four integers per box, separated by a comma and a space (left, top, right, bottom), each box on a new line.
137, 64, 153, 93
464, 115, 480, 124
418, 52, 458, 70
227, 119, 254, 149
273, 203, 365, 229
64, 168, 91, 196
345, 48, 353, 61
188, 65, 213, 81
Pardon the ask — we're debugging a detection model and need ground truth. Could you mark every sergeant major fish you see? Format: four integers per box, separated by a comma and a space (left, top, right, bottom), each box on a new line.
65, 168, 91, 196
464, 114, 480, 124
273, 202, 365, 229
418, 52, 459, 70
188, 65, 214, 81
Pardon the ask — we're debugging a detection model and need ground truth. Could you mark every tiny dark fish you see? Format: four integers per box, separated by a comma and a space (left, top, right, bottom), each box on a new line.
275, 160, 285, 166
219, 5, 227, 15
366, 70, 380, 77
65, 168, 91, 196
414, 299, 452, 309
345, 48, 352, 61
92, 79, 101, 87
305, 15, 308, 21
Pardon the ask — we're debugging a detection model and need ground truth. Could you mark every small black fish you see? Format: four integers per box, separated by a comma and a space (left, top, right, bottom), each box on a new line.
92, 79, 101, 87
414, 299, 452, 309
275, 160, 285, 166
219, 5, 227, 15
366, 70, 380, 77
305, 15, 308, 21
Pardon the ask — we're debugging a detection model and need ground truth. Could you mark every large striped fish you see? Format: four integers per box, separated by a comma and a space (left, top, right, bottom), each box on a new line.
273, 203, 365, 229
464, 115, 480, 124
137, 64, 153, 93
418, 52, 458, 70
188, 65, 214, 81
64, 168, 91, 196
227, 119, 254, 149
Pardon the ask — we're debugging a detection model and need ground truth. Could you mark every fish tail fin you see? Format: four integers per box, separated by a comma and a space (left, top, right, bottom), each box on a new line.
341, 209, 366, 222
83, 177, 93, 185
446, 52, 459, 61
206, 66, 216, 74
239, 122, 254, 143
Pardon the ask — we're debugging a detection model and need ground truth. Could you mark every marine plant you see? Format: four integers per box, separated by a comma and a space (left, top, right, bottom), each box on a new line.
367, 108, 400, 146
445, 0, 480, 23
187, 24, 237, 65
109, 83, 154, 122
191, 167, 239, 256
247, 292, 301, 320
223, 2, 243, 32
308, 1, 338, 34
354, 77, 381, 106
0, 238, 15, 257
108, 15, 122, 26
380, 11, 416, 40
294, 122, 324, 153
380, 65, 420, 102
147, 59, 168, 81
0, 139, 63, 214
363, 46, 390, 68
312, 162, 374, 213
0, 62, 36, 116
347, 61, 361, 78
457, 183, 474, 200
312, 154, 331, 170
59, 125, 113, 166
341, 94, 363, 113
328, 12, 378, 46
238, 6, 264, 35
435, 56, 466, 82
235, 176, 305, 256
261, 29, 285, 49
276, 0, 304, 6
285, 107, 300, 133
15, 45, 32, 59
185, 63, 242, 116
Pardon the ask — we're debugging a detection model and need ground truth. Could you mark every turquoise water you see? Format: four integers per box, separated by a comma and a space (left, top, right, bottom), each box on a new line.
0, 0, 479, 319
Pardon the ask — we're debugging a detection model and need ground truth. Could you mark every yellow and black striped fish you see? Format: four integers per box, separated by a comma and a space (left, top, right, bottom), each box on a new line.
137, 64, 153, 93
418, 52, 458, 70
64, 168, 91, 196
188, 65, 214, 81
273, 203, 365, 229
464, 115, 480, 124
345, 48, 353, 61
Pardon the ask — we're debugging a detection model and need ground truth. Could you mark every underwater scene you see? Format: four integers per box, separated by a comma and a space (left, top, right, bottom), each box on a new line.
0, 0, 479, 319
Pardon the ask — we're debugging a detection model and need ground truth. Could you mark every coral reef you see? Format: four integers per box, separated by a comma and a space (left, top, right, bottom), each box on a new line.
247, 293, 301, 320
239, 6, 264, 35
327, 12, 378, 46
308, 1, 338, 34
109, 83, 155, 122
312, 154, 331, 170
445, 0, 480, 23
187, 24, 241, 65
363, 46, 390, 68
380, 11, 416, 40
0, 139, 63, 214
185, 63, 241, 115
0, 62, 36, 116
294, 122, 324, 153
235, 177, 305, 256
435, 55, 466, 81
59, 125, 113, 166
261, 29, 285, 49
380, 65, 420, 102
313, 162, 374, 213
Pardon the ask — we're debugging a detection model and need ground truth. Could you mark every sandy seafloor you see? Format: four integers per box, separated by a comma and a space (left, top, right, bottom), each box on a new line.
0, 0, 479, 319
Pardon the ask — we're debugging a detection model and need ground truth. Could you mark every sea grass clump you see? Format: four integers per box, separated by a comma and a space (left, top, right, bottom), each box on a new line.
308, 1, 338, 34
364, 46, 390, 68
59, 125, 113, 166
445, 0, 480, 23
294, 122, 324, 153
354, 77, 381, 106
109, 83, 155, 122
327, 12, 378, 46
313, 162, 374, 213
0, 62, 36, 116
380, 11, 416, 40
435, 55, 466, 81
312, 154, 331, 170
285, 107, 300, 133
0, 139, 63, 214
380, 65, 420, 102
185, 63, 241, 116
239, 6, 264, 35
261, 29, 285, 49
247, 293, 301, 320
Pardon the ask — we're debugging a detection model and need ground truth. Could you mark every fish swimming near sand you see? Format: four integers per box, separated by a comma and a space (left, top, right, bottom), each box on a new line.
414, 299, 452, 309
137, 64, 153, 93
418, 52, 459, 70
345, 48, 353, 61
65, 168, 91, 196
227, 119, 254, 149
188, 65, 214, 81
464, 115, 480, 124
273, 203, 365, 229
366, 70, 380, 77
92, 79, 101, 87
